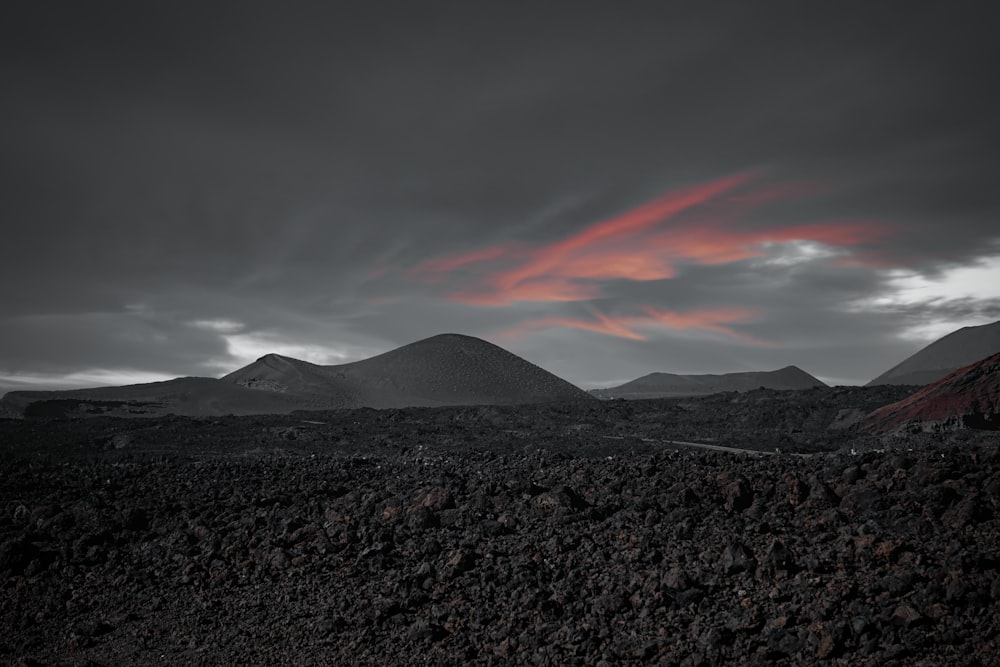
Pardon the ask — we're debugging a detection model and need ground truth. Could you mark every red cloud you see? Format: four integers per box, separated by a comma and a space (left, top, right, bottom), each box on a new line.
499, 307, 768, 344
641, 307, 771, 345
411, 173, 894, 305
411, 245, 517, 282
501, 313, 647, 340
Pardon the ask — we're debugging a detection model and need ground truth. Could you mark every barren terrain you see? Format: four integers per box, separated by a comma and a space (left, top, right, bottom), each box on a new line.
3, 387, 999, 666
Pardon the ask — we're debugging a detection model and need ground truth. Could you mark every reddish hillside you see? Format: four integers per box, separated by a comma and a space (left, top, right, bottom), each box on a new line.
863, 352, 1000, 432
867, 320, 1000, 386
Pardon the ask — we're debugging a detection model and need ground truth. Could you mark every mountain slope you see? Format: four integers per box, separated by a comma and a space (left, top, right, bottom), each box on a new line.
224, 333, 593, 409
591, 366, 827, 399
863, 351, 1000, 432
868, 320, 1000, 386
0, 377, 301, 418
2, 334, 592, 418
222, 353, 358, 410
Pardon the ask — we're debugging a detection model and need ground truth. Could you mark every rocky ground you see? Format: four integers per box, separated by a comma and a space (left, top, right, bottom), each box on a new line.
2, 388, 999, 665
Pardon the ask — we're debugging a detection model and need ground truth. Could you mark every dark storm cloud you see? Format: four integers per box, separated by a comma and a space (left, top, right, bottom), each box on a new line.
0, 310, 228, 373
1, 1, 998, 390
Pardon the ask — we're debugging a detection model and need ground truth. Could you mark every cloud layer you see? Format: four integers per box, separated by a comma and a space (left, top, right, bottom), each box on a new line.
0, 2, 997, 392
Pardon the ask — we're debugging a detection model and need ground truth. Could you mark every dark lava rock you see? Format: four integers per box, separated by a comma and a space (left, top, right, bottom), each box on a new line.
1, 398, 999, 665
723, 476, 754, 513
722, 540, 757, 576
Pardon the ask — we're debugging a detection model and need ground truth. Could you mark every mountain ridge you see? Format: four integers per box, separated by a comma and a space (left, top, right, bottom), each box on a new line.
591, 365, 827, 399
867, 320, 1000, 386
1, 333, 593, 418
864, 351, 1000, 432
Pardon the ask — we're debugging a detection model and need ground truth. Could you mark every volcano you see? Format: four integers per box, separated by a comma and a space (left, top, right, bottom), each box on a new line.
864, 351, 1000, 432
868, 320, 1000, 387
223, 333, 593, 409
0, 334, 592, 418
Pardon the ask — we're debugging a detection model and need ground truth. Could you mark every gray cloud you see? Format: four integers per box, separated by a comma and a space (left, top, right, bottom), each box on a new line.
1, 1, 998, 391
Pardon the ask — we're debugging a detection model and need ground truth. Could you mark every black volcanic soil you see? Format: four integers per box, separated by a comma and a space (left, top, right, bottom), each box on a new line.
3, 386, 1000, 666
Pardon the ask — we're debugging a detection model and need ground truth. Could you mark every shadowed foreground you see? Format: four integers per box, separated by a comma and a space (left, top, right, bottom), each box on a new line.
2, 394, 999, 665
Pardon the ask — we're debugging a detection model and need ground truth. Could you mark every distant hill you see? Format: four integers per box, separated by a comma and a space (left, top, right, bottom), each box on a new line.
863, 351, 1000, 433
0, 333, 592, 418
591, 366, 827, 399
0, 377, 301, 419
867, 320, 1000, 386
223, 333, 592, 409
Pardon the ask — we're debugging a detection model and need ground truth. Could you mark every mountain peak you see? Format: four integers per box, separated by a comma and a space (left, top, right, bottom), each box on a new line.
868, 320, 1000, 386
592, 365, 825, 399
218, 332, 591, 410
864, 351, 1000, 432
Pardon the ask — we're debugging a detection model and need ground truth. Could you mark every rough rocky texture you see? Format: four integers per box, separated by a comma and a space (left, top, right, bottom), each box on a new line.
3, 387, 998, 666
868, 320, 1000, 387
865, 352, 1000, 433
592, 366, 827, 399
0, 385, 920, 460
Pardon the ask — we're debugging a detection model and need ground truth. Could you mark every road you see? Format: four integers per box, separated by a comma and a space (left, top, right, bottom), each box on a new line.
601, 435, 780, 456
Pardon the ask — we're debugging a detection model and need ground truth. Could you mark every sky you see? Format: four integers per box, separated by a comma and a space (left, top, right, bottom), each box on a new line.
1, 1, 998, 393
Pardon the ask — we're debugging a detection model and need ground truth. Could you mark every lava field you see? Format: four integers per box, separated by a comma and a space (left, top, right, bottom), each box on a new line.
2, 390, 999, 666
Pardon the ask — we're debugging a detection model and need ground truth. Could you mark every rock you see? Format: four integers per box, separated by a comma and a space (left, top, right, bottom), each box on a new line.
783, 473, 810, 506
532, 485, 589, 511
765, 539, 797, 573
268, 548, 290, 570
723, 477, 754, 513
841, 465, 864, 485
891, 604, 922, 628
407, 620, 448, 643
813, 622, 842, 659
721, 541, 756, 576
444, 549, 477, 577
942, 494, 989, 527
410, 487, 454, 512
71, 619, 114, 638
663, 568, 690, 590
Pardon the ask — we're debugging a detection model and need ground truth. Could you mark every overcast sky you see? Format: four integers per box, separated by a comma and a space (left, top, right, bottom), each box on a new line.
2, 1, 998, 393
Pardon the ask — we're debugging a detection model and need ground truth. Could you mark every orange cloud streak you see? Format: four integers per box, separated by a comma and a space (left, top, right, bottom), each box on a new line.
499, 307, 767, 344
475, 174, 756, 304
642, 307, 771, 345
412, 174, 895, 305
501, 313, 647, 340
411, 245, 516, 283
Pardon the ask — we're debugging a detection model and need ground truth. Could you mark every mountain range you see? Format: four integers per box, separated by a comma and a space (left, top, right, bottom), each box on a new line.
0, 334, 592, 418
223, 333, 591, 409
590, 366, 826, 399
2, 320, 1000, 419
